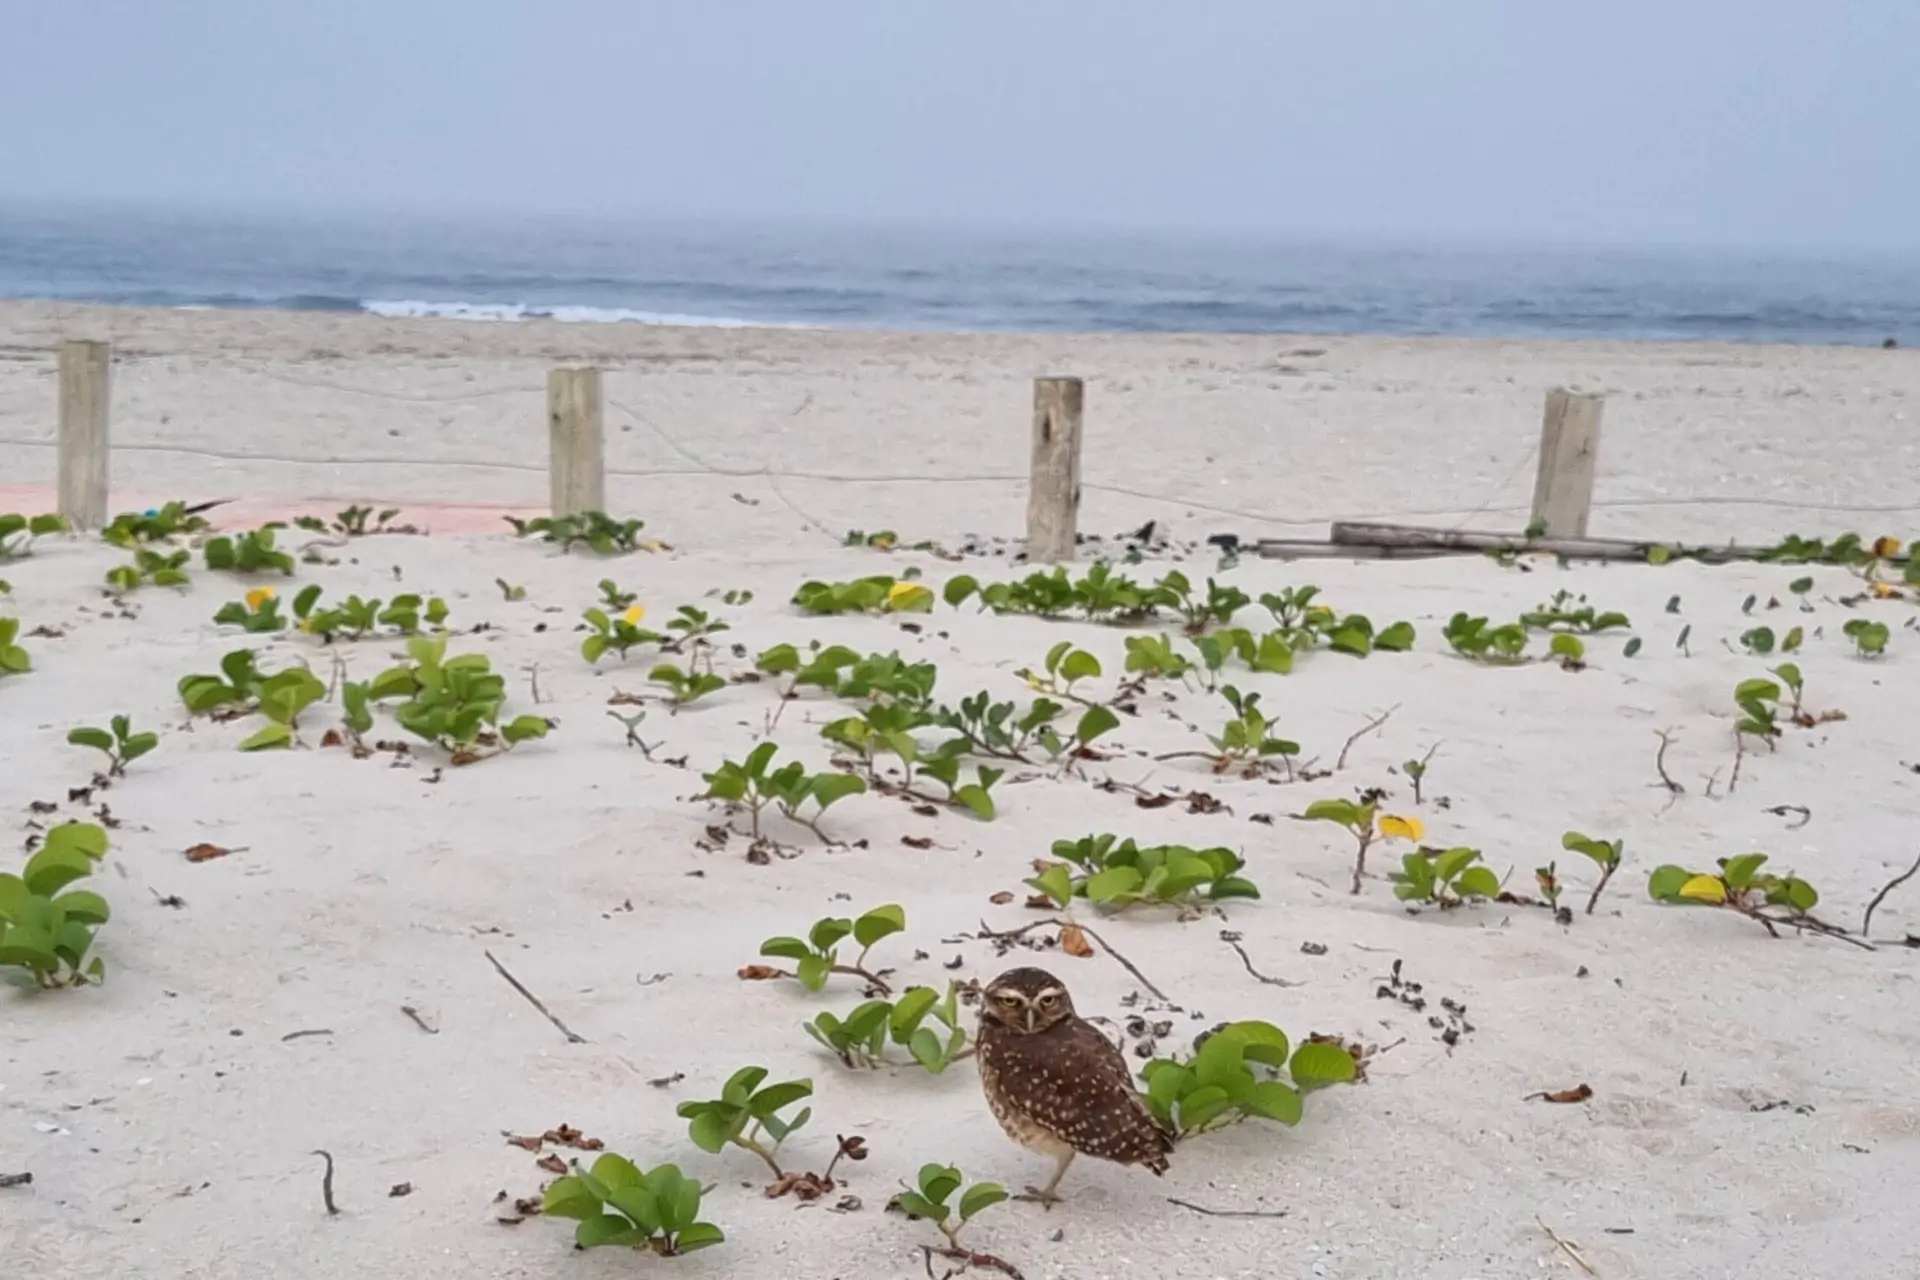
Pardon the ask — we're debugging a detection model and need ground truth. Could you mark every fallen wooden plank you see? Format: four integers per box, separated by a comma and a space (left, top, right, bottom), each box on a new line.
1321, 521, 1776, 563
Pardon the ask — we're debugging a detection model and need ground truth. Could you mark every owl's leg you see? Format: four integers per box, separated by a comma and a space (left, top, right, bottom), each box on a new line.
1015, 1150, 1074, 1209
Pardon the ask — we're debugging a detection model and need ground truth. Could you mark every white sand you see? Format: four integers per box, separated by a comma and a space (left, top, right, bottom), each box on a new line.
3, 301, 1920, 1279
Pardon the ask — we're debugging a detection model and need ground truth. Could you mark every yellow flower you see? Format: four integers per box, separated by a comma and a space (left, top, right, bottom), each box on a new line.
1869, 582, 1902, 599
1872, 535, 1902, 559
1678, 874, 1728, 905
1378, 814, 1423, 841
623, 604, 645, 626
245, 587, 275, 611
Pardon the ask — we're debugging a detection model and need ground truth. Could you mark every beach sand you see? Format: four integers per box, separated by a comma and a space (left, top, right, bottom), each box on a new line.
3, 301, 1919, 1279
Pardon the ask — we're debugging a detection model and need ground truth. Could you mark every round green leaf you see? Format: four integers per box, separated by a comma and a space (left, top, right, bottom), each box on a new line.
575, 1213, 646, 1249
22, 846, 95, 898
1219, 1020, 1291, 1069
589, 1153, 642, 1189
541, 1176, 602, 1220
1289, 1042, 1358, 1089
1245, 1080, 1305, 1125
760, 936, 812, 963
853, 904, 905, 948
687, 1109, 733, 1153
888, 986, 940, 1041
52, 889, 110, 927
747, 1079, 813, 1119
672, 1222, 725, 1253
1647, 864, 1693, 902
958, 1182, 1008, 1222
908, 1026, 949, 1073
1085, 866, 1145, 904
606, 1185, 663, 1235
894, 1192, 947, 1223
1175, 1084, 1235, 1132
1453, 866, 1501, 899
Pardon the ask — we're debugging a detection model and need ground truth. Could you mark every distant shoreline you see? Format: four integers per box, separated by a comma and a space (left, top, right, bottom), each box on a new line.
0, 294, 1907, 352
3, 206, 1914, 347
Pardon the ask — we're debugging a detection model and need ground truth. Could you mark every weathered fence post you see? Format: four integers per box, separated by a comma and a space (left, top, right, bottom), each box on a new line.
1529, 388, 1603, 538
1026, 376, 1084, 562
547, 367, 605, 517
57, 339, 111, 529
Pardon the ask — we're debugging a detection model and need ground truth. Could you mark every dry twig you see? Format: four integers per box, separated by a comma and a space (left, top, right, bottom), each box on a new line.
1862, 852, 1920, 939
484, 949, 587, 1044
1220, 930, 1302, 987
1066, 920, 1169, 1002
313, 1150, 340, 1216
1335, 705, 1398, 772
1652, 729, 1684, 796
1168, 1197, 1289, 1219
1536, 1215, 1597, 1276
921, 1244, 1026, 1280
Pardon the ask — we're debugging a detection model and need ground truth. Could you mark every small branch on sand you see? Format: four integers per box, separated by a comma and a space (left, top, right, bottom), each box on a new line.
1335, 705, 1398, 773
1726, 729, 1748, 795
1536, 1215, 1598, 1276
965, 919, 1169, 1003
400, 1005, 439, 1035
313, 1150, 341, 1216
0, 1172, 32, 1189
1219, 930, 1302, 987
1862, 852, 1920, 939
921, 1244, 1026, 1280
1652, 729, 1684, 797
1168, 1197, 1289, 1219
484, 949, 587, 1044
1064, 920, 1169, 1003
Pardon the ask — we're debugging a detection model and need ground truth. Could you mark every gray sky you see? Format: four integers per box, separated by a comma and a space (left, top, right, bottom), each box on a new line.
4, 0, 1916, 248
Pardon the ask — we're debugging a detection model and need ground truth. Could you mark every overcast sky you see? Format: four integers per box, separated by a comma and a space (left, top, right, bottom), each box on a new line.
3, 1, 1915, 249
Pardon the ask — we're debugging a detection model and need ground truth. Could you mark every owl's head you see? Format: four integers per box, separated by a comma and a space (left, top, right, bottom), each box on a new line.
981, 966, 1075, 1034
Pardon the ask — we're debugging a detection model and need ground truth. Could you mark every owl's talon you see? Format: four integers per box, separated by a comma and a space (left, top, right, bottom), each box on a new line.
1015, 1186, 1063, 1209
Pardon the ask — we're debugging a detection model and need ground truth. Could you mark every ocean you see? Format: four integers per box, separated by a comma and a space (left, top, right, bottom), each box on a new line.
1, 203, 1915, 346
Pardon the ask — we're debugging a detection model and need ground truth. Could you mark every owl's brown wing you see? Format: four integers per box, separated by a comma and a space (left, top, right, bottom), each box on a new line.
1018, 1018, 1174, 1169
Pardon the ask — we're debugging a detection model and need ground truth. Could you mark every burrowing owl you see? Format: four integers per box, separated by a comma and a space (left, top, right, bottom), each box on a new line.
975, 966, 1174, 1206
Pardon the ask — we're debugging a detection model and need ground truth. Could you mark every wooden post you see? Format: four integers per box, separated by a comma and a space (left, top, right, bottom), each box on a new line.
1026, 377, 1084, 562
1529, 388, 1603, 538
57, 339, 111, 529
547, 367, 605, 517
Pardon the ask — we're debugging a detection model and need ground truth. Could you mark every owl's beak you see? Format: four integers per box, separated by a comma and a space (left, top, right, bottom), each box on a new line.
1024, 1005, 1037, 1033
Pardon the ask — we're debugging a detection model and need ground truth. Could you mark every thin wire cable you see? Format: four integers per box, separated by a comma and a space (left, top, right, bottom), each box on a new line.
198, 363, 546, 404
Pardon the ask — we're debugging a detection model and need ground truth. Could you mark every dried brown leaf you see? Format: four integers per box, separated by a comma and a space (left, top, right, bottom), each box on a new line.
1059, 924, 1095, 958
1526, 1083, 1594, 1104
183, 843, 231, 863
738, 964, 786, 981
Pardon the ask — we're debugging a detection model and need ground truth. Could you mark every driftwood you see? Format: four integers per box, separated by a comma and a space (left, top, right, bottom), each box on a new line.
1254, 522, 1778, 565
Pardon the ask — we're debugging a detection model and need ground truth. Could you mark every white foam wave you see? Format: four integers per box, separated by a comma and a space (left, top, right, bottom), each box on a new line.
362, 299, 811, 328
